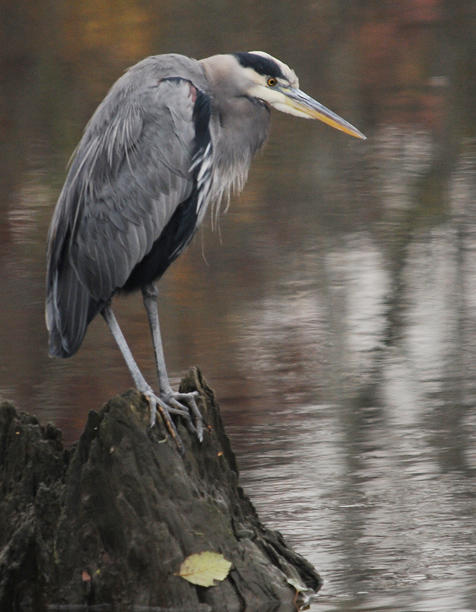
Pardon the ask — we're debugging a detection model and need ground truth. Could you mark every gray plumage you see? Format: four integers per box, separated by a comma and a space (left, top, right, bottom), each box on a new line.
46, 54, 269, 357
45, 51, 365, 445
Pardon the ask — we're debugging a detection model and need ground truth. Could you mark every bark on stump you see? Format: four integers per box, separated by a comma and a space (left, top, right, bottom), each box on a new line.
0, 367, 321, 611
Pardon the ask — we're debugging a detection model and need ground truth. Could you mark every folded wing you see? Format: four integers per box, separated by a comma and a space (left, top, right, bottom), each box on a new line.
46, 56, 210, 357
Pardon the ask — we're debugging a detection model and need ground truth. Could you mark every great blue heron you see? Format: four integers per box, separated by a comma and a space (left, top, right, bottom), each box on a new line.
46, 51, 365, 450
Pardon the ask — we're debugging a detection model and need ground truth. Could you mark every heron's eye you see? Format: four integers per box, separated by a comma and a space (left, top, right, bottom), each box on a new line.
267, 77, 278, 87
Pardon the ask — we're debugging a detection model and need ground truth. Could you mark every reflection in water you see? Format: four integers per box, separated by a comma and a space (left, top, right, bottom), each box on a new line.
229, 402, 476, 612
1, 2, 476, 610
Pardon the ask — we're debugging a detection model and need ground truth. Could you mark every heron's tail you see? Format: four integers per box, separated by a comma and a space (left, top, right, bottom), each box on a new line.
46, 260, 101, 358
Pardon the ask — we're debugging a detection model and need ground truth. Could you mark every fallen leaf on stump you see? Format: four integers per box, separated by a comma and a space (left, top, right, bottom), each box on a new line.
177, 551, 232, 587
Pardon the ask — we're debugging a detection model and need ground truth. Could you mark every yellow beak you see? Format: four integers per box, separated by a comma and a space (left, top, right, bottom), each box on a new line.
282, 86, 366, 140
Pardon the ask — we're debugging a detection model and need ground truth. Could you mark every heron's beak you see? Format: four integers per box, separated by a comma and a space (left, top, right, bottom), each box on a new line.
281, 87, 366, 140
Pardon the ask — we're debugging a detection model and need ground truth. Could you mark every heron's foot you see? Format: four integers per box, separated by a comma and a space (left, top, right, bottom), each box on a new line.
142, 389, 188, 454
142, 386, 204, 453
161, 388, 204, 443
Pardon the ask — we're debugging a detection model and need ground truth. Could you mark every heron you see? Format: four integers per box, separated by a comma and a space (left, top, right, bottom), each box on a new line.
46, 51, 365, 451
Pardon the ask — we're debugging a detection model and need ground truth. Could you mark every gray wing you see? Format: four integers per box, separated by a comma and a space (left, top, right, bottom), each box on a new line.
46, 55, 209, 357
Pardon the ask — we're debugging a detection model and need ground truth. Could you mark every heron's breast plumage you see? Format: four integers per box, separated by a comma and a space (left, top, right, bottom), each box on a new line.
199, 96, 270, 228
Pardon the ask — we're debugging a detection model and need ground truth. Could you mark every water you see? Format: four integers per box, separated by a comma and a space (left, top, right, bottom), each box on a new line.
1, 2, 476, 610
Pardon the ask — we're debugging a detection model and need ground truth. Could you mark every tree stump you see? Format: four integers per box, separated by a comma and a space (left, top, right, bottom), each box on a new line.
0, 368, 321, 611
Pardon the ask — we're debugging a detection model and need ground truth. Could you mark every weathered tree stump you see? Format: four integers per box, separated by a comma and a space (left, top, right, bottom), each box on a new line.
0, 368, 321, 611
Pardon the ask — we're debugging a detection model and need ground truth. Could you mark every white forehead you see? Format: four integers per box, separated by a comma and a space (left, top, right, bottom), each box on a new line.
248, 50, 299, 87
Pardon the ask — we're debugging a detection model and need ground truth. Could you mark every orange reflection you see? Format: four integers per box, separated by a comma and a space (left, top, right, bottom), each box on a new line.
61, 2, 156, 65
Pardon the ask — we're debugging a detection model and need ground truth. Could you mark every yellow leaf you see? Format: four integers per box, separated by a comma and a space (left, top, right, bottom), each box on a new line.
177, 551, 232, 587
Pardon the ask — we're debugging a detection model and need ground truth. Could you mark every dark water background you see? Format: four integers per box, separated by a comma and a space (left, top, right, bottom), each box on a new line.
1, 1, 476, 610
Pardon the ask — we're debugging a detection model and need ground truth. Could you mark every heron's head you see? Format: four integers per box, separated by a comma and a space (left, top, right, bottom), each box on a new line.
201, 51, 365, 140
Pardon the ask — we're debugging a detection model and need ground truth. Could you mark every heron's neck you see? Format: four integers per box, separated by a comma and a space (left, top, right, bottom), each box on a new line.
196, 97, 269, 229
211, 95, 270, 176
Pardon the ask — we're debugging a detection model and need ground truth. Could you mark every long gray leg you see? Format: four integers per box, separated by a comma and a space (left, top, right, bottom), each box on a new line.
101, 303, 187, 451
141, 284, 172, 395
142, 283, 204, 441
102, 303, 150, 391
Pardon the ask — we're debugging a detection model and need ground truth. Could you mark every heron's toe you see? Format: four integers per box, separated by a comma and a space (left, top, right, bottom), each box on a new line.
163, 390, 204, 443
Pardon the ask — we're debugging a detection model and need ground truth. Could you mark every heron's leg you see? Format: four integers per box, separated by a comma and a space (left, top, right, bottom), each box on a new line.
101, 303, 187, 452
141, 284, 171, 393
142, 283, 204, 441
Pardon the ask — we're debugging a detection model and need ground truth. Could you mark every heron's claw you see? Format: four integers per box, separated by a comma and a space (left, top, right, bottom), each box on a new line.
165, 390, 204, 442
143, 387, 204, 453
143, 391, 186, 454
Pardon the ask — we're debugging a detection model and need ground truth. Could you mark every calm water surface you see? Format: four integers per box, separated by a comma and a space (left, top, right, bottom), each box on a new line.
1, 2, 476, 610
